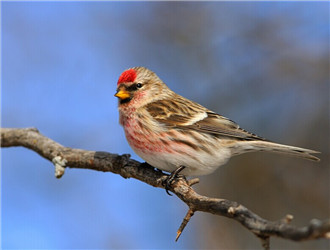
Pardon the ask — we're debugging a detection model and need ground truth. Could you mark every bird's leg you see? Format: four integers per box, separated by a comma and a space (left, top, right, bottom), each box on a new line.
163, 165, 186, 196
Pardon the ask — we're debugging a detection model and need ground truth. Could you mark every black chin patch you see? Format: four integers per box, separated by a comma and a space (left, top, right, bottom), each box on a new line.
120, 98, 132, 104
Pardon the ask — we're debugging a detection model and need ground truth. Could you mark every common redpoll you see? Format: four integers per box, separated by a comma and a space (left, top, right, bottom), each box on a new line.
115, 67, 320, 177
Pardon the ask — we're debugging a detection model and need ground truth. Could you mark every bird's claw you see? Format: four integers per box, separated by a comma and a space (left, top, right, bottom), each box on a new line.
163, 166, 186, 196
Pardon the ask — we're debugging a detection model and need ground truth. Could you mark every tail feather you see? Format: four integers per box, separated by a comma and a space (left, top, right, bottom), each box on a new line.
237, 141, 320, 162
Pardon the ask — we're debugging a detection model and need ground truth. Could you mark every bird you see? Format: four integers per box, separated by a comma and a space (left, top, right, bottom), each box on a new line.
114, 67, 320, 179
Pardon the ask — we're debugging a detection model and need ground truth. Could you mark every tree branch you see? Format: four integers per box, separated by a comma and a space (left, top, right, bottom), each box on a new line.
1, 127, 329, 249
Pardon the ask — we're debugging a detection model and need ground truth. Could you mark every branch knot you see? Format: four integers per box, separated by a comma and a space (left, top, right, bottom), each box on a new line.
52, 155, 67, 178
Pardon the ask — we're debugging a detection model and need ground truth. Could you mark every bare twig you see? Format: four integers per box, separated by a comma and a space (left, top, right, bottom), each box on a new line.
1, 127, 329, 249
257, 235, 270, 250
176, 208, 195, 241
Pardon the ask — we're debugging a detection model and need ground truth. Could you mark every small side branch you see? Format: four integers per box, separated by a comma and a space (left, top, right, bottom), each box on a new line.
176, 208, 195, 241
1, 127, 329, 248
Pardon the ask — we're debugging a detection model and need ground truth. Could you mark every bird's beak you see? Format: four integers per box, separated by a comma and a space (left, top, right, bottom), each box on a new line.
114, 89, 130, 100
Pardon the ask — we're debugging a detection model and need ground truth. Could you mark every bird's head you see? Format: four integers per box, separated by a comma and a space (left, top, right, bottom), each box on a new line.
115, 67, 168, 108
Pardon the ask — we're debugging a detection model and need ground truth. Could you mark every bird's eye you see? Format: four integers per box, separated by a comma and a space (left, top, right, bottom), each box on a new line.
136, 83, 142, 88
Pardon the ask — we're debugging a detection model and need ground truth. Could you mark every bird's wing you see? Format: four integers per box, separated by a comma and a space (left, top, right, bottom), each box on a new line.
145, 97, 266, 141
188, 111, 266, 140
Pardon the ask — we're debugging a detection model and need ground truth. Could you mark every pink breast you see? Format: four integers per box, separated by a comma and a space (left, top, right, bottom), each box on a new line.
124, 118, 173, 154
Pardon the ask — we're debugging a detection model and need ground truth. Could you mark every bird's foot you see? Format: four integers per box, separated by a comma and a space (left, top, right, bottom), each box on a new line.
163, 166, 186, 196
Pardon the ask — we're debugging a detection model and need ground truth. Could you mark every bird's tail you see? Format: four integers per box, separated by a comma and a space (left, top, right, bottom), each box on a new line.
235, 141, 320, 162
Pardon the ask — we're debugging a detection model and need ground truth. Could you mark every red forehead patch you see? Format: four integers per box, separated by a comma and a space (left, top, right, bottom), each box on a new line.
117, 69, 137, 85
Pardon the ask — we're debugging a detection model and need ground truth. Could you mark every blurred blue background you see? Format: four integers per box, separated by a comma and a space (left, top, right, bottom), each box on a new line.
2, 2, 329, 249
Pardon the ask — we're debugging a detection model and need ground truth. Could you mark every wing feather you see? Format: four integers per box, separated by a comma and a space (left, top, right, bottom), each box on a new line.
145, 96, 265, 141
190, 112, 265, 140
